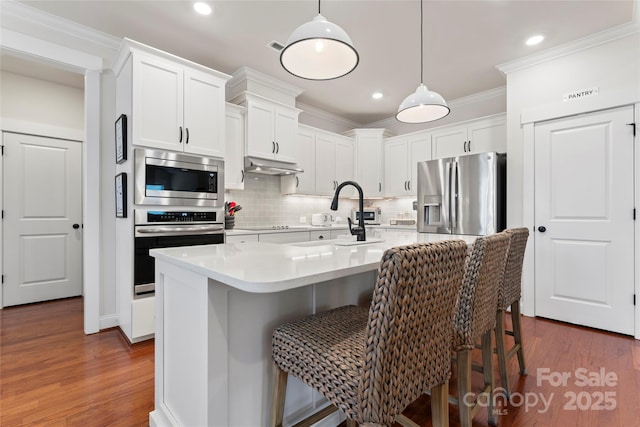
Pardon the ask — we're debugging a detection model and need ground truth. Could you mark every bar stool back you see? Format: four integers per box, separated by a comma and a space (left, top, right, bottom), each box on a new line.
270, 240, 469, 427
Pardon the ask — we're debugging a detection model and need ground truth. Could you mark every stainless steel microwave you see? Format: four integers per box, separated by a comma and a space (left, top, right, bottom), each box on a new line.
134, 148, 224, 207
352, 207, 381, 225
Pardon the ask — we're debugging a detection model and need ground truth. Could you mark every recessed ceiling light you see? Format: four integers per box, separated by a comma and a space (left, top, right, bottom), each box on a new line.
372, 92, 383, 100
193, 2, 212, 16
526, 34, 544, 46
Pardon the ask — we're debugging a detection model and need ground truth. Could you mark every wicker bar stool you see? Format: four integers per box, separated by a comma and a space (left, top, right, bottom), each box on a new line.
271, 240, 469, 427
495, 227, 529, 396
450, 233, 510, 427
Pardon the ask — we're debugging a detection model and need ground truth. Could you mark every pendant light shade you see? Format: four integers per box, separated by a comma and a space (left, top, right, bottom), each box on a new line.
280, 4, 359, 80
396, 84, 450, 123
396, 0, 449, 123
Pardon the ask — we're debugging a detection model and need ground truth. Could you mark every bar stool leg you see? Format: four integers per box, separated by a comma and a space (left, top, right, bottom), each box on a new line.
482, 331, 497, 426
495, 310, 510, 396
511, 302, 527, 375
270, 363, 288, 427
431, 382, 449, 427
456, 349, 472, 427
345, 419, 358, 427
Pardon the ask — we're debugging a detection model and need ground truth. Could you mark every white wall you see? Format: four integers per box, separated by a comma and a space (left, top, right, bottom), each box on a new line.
0, 71, 84, 129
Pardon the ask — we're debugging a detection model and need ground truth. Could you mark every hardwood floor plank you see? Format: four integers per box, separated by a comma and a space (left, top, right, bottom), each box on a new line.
1, 297, 638, 427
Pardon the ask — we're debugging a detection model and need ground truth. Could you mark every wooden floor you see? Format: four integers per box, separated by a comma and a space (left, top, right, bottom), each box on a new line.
1, 297, 639, 427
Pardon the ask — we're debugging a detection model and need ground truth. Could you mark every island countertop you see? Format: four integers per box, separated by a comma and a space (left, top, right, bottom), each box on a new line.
150, 230, 477, 294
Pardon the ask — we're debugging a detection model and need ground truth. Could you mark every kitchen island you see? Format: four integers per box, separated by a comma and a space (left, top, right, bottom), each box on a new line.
148, 230, 477, 427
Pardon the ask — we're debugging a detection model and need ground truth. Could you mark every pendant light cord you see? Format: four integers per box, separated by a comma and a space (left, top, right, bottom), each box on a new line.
318, 0, 321, 14
420, 0, 424, 85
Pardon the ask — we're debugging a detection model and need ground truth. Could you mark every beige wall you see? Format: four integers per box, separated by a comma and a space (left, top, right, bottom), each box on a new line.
0, 71, 84, 130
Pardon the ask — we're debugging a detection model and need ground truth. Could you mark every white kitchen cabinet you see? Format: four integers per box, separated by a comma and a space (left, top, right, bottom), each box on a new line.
384, 132, 431, 197
245, 96, 300, 163
226, 233, 258, 243
225, 103, 246, 190
258, 231, 309, 244
431, 115, 506, 159
128, 52, 228, 158
282, 126, 354, 197
346, 129, 394, 198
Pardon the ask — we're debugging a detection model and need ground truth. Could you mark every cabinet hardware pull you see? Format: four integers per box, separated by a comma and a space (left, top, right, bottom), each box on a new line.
319, 235, 324, 239
296, 176, 299, 188
185, 128, 190, 144
179, 126, 183, 143
275, 142, 280, 154
404, 181, 407, 191
408, 181, 411, 191
379, 182, 382, 192
468, 140, 471, 152
241, 170, 245, 183
272, 141, 275, 153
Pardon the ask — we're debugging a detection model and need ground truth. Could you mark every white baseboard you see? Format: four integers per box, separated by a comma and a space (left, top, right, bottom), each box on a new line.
99, 313, 118, 330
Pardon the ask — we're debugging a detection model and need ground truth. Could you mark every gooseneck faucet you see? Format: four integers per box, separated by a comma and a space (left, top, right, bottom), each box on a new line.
330, 181, 366, 242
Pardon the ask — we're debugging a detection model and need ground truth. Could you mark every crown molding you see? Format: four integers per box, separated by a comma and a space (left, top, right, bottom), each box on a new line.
1, 1, 120, 55
497, 21, 640, 75
227, 66, 304, 99
296, 101, 361, 130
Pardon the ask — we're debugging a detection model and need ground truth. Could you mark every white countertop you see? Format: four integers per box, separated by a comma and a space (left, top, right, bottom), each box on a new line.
150, 230, 477, 294
225, 223, 416, 236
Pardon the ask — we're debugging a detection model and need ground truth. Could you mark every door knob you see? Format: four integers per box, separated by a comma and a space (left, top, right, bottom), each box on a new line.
73, 223, 80, 229
537, 226, 546, 232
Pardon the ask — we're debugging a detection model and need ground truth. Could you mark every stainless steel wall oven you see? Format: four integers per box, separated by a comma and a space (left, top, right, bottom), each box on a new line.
134, 148, 224, 207
133, 209, 224, 297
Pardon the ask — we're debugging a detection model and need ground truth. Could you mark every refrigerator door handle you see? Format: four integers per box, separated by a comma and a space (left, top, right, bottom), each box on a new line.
445, 161, 452, 231
451, 161, 458, 233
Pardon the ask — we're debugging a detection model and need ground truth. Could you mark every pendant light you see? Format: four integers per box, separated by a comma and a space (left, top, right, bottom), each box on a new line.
280, 0, 359, 80
396, 0, 450, 123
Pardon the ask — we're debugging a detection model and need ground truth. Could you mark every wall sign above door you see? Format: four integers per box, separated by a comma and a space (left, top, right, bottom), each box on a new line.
563, 87, 599, 102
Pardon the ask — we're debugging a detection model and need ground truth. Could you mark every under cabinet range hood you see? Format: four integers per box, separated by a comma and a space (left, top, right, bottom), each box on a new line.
244, 156, 303, 175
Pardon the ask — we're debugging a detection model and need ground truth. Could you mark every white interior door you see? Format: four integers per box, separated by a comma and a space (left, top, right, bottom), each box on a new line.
2, 132, 83, 307
534, 106, 635, 335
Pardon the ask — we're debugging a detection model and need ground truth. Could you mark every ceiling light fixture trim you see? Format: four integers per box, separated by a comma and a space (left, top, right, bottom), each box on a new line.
396, 0, 450, 123
280, 0, 359, 80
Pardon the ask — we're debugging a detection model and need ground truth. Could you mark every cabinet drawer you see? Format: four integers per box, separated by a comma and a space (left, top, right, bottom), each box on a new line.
226, 234, 259, 243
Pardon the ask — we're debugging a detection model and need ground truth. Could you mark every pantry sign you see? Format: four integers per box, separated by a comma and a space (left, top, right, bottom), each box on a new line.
563, 87, 599, 102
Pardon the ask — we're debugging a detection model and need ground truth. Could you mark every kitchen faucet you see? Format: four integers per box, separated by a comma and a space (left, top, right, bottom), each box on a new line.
330, 181, 366, 242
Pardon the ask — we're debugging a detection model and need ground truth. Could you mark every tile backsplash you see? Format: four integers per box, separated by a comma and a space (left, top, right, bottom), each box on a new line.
226, 173, 418, 228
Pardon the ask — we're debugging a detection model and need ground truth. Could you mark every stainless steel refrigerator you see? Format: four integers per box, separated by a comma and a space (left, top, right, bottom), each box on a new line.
417, 152, 506, 236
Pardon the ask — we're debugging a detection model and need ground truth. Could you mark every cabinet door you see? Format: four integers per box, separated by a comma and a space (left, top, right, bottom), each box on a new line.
314, 133, 336, 196
246, 100, 276, 160
294, 128, 316, 194
273, 107, 298, 163
407, 134, 431, 193
183, 69, 226, 158
431, 126, 467, 159
334, 137, 355, 198
356, 135, 384, 196
224, 107, 245, 190
384, 138, 409, 197
467, 120, 506, 154
133, 55, 183, 150
225, 234, 258, 243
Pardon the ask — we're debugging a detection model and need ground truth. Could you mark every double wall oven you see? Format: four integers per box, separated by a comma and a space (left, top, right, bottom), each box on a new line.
133, 148, 225, 297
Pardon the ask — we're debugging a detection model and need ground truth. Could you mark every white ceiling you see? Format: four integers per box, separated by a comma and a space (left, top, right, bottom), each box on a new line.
7, 0, 637, 124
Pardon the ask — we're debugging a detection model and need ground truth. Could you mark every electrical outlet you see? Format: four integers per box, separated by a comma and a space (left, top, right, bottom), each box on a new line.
299, 216, 307, 224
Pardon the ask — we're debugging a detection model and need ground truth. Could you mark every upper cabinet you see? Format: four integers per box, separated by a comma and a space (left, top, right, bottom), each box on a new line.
225, 103, 246, 190
245, 95, 300, 163
347, 129, 394, 198
431, 115, 506, 159
114, 39, 231, 158
281, 125, 354, 197
384, 132, 431, 197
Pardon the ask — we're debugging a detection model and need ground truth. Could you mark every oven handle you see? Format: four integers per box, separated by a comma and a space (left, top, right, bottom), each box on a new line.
135, 225, 224, 237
